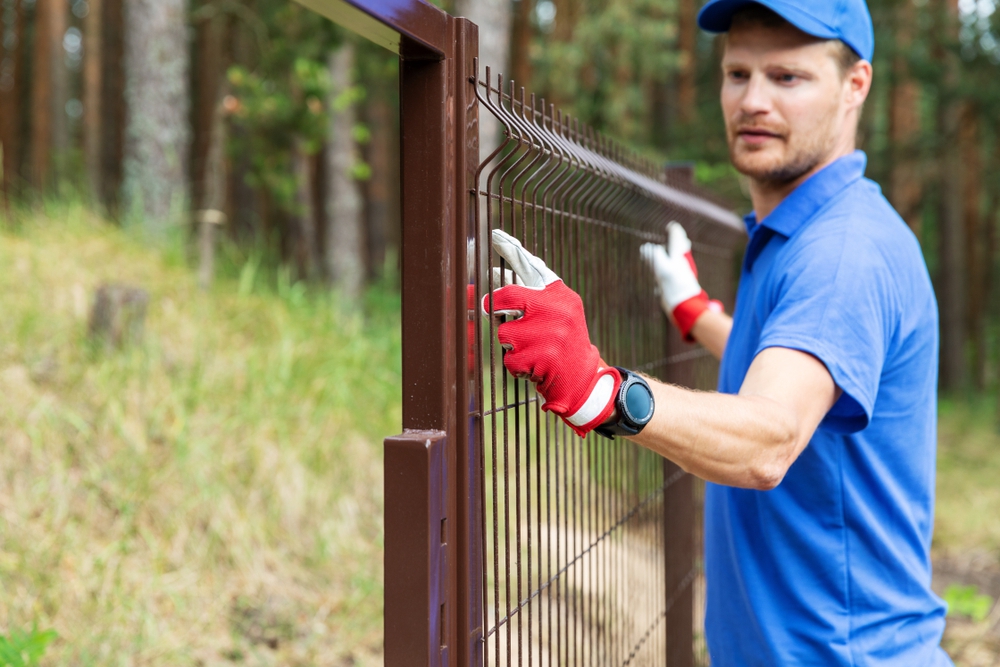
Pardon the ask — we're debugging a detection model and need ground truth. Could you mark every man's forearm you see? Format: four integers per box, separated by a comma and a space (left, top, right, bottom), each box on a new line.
625, 348, 840, 490
630, 381, 798, 490
690, 310, 732, 360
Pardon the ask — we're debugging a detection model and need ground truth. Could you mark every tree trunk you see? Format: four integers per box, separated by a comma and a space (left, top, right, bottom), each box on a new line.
677, 0, 697, 125
325, 41, 365, 300
509, 0, 533, 94
84, 0, 104, 201
0, 0, 25, 205
197, 84, 228, 289
30, 0, 66, 189
938, 100, 967, 392
454, 0, 511, 154
935, 0, 966, 392
191, 10, 228, 223
363, 74, 398, 282
122, 0, 190, 234
290, 135, 317, 281
101, 0, 126, 212
958, 105, 985, 389
887, 0, 922, 236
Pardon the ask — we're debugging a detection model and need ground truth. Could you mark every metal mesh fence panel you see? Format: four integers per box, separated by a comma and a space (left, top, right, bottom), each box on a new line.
470, 68, 745, 666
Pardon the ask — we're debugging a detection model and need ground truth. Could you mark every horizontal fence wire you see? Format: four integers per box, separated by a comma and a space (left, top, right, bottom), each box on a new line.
470, 63, 745, 667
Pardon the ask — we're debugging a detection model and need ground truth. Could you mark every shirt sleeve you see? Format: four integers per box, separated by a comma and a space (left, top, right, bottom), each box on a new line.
754, 230, 894, 434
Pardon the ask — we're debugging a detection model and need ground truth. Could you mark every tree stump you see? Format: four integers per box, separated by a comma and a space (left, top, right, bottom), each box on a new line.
89, 284, 149, 348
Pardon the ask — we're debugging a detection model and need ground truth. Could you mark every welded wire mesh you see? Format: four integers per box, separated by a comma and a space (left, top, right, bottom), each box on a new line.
470, 66, 745, 667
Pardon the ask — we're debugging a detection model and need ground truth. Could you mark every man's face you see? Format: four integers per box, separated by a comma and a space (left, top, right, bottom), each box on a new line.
721, 22, 855, 184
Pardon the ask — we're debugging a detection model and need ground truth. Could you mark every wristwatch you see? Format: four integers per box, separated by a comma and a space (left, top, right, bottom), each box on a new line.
594, 367, 655, 439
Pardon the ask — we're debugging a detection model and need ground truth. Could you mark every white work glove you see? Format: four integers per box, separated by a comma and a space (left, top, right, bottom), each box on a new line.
482, 229, 621, 437
640, 222, 723, 341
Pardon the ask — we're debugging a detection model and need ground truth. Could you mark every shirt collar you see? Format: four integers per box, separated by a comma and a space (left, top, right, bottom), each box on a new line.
742, 150, 868, 238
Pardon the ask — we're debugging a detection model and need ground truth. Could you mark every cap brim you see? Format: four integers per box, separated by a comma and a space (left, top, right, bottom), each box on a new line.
697, 0, 840, 42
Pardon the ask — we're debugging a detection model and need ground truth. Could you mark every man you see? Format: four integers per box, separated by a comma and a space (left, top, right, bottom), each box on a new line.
483, 1, 951, 665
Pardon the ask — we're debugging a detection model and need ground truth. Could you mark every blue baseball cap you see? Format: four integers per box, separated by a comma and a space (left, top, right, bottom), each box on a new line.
697, 0, 875, 62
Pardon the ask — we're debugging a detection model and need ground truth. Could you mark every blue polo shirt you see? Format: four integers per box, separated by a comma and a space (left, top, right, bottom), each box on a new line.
704, 151, 952, 667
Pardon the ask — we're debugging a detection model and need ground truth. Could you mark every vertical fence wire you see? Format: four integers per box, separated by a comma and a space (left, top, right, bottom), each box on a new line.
470, 64, 744, 666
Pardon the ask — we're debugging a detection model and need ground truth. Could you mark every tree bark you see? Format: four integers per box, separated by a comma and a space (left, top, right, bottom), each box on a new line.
30, 0, 66, 189
122, 0, 190, 233
958, 105, 985, 389
363, 73, 398, 282
509, 0, 533, 94
84, 0, 104, 201
677, 0, 697, 125
454, 0, 511, 154
325, 41, 365, 300
290, 135, 317, 281
100, 0, 126, 212
191, 10, 229, 223
0, 0, 25, 204
938, 104, 967, 391
936, 0, 967, 392
197, 84, 228, 289
887, 0, 922, 235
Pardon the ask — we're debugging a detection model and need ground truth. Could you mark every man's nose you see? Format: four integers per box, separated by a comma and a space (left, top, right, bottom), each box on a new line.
739, 73, 772, 116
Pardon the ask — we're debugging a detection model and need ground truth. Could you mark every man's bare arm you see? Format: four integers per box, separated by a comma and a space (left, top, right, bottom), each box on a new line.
629, 347, 841, 490
690, 310, 733, 361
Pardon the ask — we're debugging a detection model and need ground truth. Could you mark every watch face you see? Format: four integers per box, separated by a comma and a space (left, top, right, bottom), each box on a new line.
623, 381, 654, 424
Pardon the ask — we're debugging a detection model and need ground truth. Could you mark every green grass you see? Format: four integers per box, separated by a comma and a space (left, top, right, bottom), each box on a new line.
935, 395, 1000, 556
0, 202, 398, 665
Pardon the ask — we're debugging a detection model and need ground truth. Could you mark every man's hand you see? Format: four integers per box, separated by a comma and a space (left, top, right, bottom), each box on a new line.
483, 229, 620, 437
640, 222, 724, 342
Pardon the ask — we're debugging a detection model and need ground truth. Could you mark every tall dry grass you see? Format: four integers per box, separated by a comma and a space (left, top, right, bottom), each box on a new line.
0, 202, 396, 665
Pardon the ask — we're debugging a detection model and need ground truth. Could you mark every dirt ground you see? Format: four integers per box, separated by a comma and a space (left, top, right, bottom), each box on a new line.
936, 550, 1000, 666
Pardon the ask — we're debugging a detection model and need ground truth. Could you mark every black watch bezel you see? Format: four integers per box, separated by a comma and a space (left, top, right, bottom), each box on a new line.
594, 367, 655, 440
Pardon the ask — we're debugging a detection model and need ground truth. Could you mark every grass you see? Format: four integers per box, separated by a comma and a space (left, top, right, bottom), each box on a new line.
0, 202, 398, 665
1, 200, 999, 665
935, 395, 1000, 556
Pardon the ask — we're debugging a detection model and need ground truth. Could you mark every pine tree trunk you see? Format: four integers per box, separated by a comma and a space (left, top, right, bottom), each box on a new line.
191, 10, 228, 221
887, 0, 922, 235
363, 75, 397, 282
0, 0, 22, 204
938, 101, 967, 392
509, 0, 533, 94
197, 85, 228, 289
958, 105, 985, 389
454, 0, 511, 153
84, 0, 104, 201
101, 0, 126, 212
122, 0, 190, 233
325, 41, 364, 300
290, 135, 317, 281
30, 0, 62, 189
677, 0, 697, 125
936, 0, 967, 392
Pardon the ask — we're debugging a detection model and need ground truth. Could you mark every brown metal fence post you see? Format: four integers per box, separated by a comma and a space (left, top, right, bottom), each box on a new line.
664, 459, 695, 667
387, 8, 480, 667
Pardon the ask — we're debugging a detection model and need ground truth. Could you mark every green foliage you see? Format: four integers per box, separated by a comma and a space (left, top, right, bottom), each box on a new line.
531, 0, 680, 146
221, 1, 373, 216
0, 629, 56, 667
943, 585, 993, 623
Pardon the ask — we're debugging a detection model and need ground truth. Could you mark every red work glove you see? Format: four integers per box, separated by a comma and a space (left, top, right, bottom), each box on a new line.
482, 229, 620, 437
640, 221, 724, 341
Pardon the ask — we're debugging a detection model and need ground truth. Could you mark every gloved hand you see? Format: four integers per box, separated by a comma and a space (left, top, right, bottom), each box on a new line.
482, 229, 620, 437
640, 222, 723, 342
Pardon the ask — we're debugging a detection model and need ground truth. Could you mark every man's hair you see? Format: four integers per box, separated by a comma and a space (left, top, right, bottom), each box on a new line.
729, 4, 862, 77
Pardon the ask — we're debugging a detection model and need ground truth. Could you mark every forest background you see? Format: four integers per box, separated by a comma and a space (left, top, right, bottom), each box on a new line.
1, 0, 999, 392
0, 0, 999, 664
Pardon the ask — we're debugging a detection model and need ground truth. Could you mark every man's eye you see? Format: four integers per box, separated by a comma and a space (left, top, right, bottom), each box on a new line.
728, 71, 749, 81
775, 73, 798, 84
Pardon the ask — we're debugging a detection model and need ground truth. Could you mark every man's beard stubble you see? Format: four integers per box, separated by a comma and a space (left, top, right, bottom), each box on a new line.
728, 115, 838, 187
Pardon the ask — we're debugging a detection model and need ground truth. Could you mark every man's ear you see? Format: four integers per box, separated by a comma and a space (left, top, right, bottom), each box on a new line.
845, 59, 873, 111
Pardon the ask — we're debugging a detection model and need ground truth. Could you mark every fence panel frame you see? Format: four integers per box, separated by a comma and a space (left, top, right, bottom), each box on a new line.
291, 2, 741, 665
